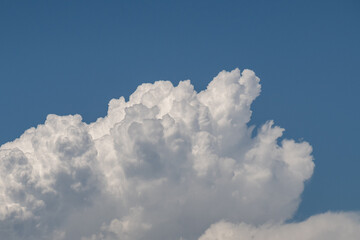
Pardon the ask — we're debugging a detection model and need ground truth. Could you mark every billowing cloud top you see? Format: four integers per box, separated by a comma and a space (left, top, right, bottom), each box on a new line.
0, 69, 358, 239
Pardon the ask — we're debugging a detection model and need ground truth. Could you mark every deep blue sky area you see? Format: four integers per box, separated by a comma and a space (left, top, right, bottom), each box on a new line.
1, 0, 359, 221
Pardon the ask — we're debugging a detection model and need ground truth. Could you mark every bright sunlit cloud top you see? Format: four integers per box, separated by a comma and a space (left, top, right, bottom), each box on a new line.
0, 69, 358, 240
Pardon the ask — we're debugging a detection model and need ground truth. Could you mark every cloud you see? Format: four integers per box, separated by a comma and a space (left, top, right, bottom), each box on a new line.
0, 114, 100, 239
0, 68, 349, 240
199, 212, 360, 240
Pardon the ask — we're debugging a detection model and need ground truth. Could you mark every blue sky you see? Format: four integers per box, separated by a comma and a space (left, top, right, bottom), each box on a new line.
1, 0, 359, 225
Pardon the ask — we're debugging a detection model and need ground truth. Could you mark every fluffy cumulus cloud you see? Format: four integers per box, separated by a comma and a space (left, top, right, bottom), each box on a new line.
0, 69, 358, 239
199, 212, 360, 240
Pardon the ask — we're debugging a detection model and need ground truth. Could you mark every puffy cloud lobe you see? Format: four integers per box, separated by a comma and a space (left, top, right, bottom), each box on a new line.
0, 68, 319, 239
0, 115, 100, 239
199, 212, 360, 240
83, 207, 151, 240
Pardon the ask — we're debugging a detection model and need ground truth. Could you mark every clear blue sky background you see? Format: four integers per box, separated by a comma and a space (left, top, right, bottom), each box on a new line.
0, 0, 359, 221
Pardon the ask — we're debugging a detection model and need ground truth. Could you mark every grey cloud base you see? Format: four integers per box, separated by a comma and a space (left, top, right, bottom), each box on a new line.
0, 69, 357, 239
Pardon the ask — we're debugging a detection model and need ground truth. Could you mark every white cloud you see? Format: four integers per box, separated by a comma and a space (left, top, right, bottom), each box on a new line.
199, 212, 360, 240
82, 207, 151, 240
0, 68, 348, 240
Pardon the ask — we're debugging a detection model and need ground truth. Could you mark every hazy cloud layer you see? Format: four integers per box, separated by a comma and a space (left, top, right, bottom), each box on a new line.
0, 69, 356, 239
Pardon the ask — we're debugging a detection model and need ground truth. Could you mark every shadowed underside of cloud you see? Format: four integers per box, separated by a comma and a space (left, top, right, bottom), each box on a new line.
0, 69, 357, 239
